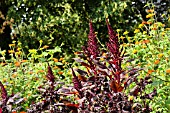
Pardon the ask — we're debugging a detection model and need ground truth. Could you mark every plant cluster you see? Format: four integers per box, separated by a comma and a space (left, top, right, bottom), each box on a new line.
0, 19, 157, 113
65, 20, 157, 112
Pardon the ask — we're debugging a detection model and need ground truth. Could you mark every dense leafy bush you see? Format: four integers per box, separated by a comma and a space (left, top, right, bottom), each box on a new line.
1, 0, 141, 55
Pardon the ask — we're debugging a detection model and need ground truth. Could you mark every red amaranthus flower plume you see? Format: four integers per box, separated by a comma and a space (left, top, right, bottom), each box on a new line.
0, 81, 8, 105
86, 20, 99, 59
106, 19, 122, 84
46, 64, 55, 83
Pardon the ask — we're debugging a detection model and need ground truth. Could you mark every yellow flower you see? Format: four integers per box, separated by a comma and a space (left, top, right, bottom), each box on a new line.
135, 41, 139, 45
134, 29, 140, 33
161, 32, 165, 36
116, 29, 121, 32
158, 53, 163, 58
138, 24, 143, 28
123, 31, 129, 35
15, 51, 22, 55
146, 14, 154, 18
12, 40, 16, 43
142, 45, 147, 48
4, 85, 7, 89
8, 50, 14, 54
9, 44, 15, 47
39, 40, 43, 44
29, 49, 37, 53
18, 42, 22, 46
166, 28, 170, 30
143, 31, 147, 35
17, 48, 22, 51
128, 95, 134, 101
100, 57, 104, 61
120, 36, 125, 40
133, 50, 137, 54
10, 81, 14, 84
2, 78, 7, 82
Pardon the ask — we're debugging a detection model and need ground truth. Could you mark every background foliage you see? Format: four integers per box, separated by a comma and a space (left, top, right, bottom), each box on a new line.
1, 0, 169, 57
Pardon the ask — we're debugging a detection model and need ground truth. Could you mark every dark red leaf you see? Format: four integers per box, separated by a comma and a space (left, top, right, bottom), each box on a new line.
109, 79, 123, 93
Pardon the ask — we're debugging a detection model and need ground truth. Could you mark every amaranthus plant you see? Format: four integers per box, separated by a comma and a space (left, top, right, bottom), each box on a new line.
27, 64, 78, 113
0, 81, 24, 112
65, 19, 157, 112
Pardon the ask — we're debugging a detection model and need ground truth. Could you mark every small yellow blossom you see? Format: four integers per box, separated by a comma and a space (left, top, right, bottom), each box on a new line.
133, 50, 137, 54
9, 44, 15, 47
142, 45, 147, 48
15, 51, 22, 55
12, 40, 16, 43
135, 41, 139, 45
17, 48, 22, 51
158, 53, 163, 58
123, 31, 129, 35
146, 13, 154, 18
138, 24, 143, 28
2, 78, 7, 82
161, 32, 165, 36
128, 95, 134, 101
100, 57, 105, 61
18, 42, 22, 46
116, 29, 121, 32
8, 50, 14, 54
4, 85, 7, 89
29, 49, 37, 53
166, 28, 170, 30
10, 81, 14, 84
39, 40, 43, 44
120, 36, 125, 40
143, 31, 147, 35
134, 29, 140, 33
